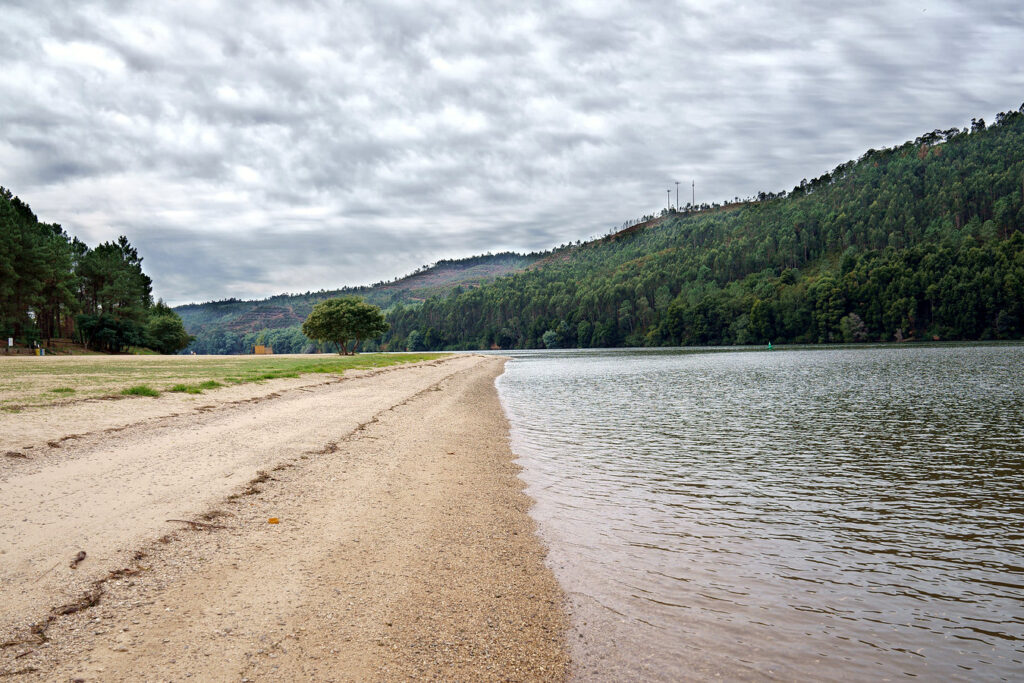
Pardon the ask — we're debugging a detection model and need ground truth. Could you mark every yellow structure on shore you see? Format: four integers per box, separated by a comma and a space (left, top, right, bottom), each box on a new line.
253, 345, 273, 355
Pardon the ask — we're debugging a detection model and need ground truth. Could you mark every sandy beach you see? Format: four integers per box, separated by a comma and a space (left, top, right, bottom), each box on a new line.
0, 354, 567, 681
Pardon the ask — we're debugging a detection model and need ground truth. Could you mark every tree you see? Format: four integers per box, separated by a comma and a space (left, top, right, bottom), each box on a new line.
146, 302, 194, 354
77, 236, 152, 320
406, 330, 424, 351
839, 312, 868, 342
302, 297, 388, 355
348, 299, 389, 352
423, 327, 442, 349
75, 313, 146, 353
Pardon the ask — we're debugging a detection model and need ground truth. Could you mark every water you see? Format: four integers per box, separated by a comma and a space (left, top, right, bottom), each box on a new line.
494, 345, 1024, 681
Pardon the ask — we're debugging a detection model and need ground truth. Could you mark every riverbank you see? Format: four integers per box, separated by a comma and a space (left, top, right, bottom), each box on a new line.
0, 355, 567, 680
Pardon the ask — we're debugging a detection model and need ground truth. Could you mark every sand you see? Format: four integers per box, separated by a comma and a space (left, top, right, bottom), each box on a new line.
0, 355, 568, 681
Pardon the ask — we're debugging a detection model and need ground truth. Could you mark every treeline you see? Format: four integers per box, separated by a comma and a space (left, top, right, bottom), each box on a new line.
188, 325, 316, 355
383, 106, 1024, 350
0, 188, 191, 353
654, 237, 1023, 345
187, 323, 389, 355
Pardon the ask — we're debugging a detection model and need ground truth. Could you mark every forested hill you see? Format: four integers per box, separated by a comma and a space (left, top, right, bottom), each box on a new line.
176, 252, 538, 354
385, 107, 1024, 350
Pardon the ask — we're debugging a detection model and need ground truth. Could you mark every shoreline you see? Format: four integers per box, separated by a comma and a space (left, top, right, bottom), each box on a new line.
0, 355, 568, 680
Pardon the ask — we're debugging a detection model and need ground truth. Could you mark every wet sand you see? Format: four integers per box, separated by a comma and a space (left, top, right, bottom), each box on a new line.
0, 355, 567, 681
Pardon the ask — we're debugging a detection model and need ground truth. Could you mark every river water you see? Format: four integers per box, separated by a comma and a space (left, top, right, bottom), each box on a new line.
494, 345, 1024, 681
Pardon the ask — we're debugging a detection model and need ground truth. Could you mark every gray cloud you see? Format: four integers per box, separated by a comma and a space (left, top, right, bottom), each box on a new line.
1, 0, 1022, 304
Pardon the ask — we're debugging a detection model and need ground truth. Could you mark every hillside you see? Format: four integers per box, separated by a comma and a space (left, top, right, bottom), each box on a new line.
385, 107, 1024, 350
176, 252, 538, 354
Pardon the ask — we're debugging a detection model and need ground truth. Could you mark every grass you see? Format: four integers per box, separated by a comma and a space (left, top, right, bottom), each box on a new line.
121, 384, 160, 397
168, 380, 226, 394
0, 353, 447, 408
168, 383, 203, 394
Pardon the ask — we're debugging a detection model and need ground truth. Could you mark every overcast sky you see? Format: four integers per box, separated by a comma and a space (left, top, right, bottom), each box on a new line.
2, 1, 1022, 305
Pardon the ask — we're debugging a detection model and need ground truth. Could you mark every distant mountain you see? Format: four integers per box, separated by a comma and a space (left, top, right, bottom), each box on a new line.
175, 252, 538, 354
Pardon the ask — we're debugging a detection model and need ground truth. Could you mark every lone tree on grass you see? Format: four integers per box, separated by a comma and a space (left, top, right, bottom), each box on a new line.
302, 297, 389, 355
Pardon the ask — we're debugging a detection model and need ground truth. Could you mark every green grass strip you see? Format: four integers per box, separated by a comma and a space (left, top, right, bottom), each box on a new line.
1, 352, 447, 409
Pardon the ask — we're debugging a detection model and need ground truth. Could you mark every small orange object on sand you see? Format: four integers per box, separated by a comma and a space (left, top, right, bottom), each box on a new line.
267, 518, 279, 524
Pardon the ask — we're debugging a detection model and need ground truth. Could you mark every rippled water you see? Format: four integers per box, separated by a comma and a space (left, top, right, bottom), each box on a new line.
495, 345, 1024, 681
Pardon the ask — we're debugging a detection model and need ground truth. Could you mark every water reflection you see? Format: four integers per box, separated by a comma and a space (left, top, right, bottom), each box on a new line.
496, 345, 1024, 681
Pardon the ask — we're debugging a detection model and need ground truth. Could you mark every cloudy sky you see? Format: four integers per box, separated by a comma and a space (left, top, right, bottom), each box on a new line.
2, 1, 1022, 305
